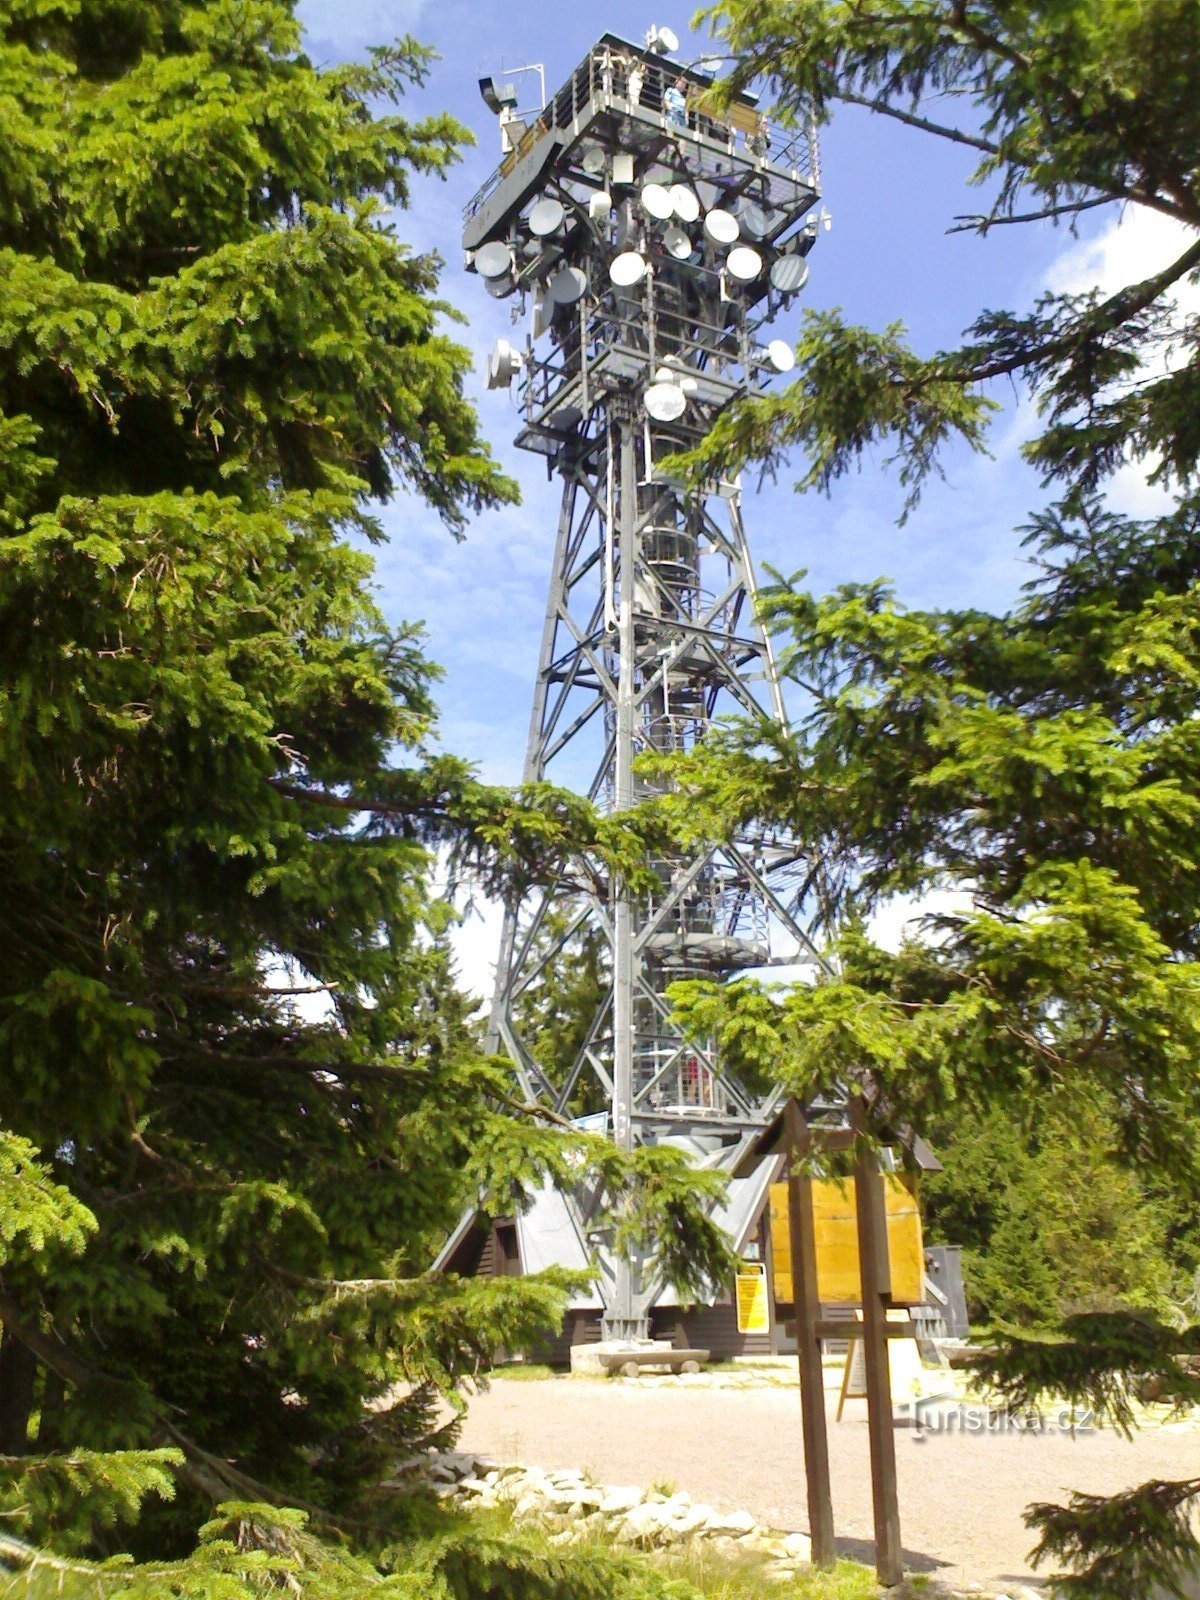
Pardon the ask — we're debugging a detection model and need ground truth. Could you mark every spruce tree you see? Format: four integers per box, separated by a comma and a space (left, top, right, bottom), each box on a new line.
661, 3, 1200, 1593
0, 0, 651, 1584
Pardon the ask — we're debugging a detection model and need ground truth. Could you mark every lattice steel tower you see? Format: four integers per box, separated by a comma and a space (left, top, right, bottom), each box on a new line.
466, 31, 826, 1336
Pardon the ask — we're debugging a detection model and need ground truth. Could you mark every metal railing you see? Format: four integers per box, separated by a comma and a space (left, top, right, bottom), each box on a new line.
465, 42, 820, 222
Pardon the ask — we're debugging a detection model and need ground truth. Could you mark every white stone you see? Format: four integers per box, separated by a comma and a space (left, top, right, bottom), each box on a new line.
599, 1486, 643, 1515
620, 1503, 668, 1541
705, 1510, 757, 1536
782, 1532, 812, 1561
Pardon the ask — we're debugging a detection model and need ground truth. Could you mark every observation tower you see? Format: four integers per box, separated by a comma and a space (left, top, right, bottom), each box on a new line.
466, 29, 829, 1338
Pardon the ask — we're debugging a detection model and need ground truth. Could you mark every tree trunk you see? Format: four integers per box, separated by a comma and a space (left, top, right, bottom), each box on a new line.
0, 1325, 38, 1454
36, 1365, 65, 1449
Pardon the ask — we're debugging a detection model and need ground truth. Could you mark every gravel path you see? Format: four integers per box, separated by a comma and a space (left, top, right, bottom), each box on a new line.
457, 1373, 1199, 1591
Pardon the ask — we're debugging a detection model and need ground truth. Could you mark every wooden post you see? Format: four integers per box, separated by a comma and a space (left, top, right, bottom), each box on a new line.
853, 1099, 903, 1586
784, 1098, 836, 1569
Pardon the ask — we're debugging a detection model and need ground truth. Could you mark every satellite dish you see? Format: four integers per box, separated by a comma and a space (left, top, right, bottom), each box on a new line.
662, 225, 692, 260
589, 190, 613, 222
581, 146, 606, 177
475, 240, 513, 279
529, 197, 565, 236
726, 245, 763, 281
610, 251, 647, 286
485, 339, 522, 389
766, 339, 795, 373
703, 208, 739, 245
669, 184, 700, 223
769, 254, 810, 293
645, 381, 687, 422
653, 365, 676, 384
641, 183, 673, 221
484, 273, 515, 298
738, 202, 771, 240
549, 265, 587, 304
645, 24, 680, 54
679, 374, 699, 395
695, 180, 722, 210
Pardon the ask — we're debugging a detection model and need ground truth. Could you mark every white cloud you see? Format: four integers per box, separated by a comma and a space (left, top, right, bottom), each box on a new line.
446, 892, 505, 1001
867, 887, 975, 953
1042, 205, 1200, 517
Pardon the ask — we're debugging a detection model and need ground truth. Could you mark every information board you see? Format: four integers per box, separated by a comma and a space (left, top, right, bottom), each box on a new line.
735, 1262, 769, 1334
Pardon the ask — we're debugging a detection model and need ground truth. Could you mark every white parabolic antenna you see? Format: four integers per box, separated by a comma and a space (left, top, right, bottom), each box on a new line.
475, 240, 513, 278
663, 225, 692, 260
645, 381, 687, 421
769, 254, 810, 293
641, 183, 674, 220
550, 266, 587, 304
529, 197, 566, 236
738, 202, 771, 240
485, 338, 521, 389
703, 208, 739, 245
766, 339, 796, 373
669, 184, 700, 223
726, 245, 763, 281
581, 145, 606, 176
610, 250, 647, 286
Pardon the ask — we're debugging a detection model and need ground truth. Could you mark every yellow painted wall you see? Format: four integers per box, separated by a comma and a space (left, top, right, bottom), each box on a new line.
769, 1175, 924, 1306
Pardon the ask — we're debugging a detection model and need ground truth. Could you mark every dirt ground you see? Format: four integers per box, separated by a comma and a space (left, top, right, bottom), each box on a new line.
456, 1366, 1200, 1593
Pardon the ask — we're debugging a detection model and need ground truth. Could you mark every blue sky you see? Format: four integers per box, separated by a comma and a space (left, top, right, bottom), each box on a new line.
294, 0, 1188, 990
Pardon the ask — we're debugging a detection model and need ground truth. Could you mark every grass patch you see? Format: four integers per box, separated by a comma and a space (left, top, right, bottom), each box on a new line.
657, 1544, 881, 1598
487, 1362, 562, 1381
456, 1501, 911, 1599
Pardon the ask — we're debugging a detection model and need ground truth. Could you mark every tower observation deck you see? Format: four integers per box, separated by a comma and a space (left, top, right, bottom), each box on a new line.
467, 31, 832, 1336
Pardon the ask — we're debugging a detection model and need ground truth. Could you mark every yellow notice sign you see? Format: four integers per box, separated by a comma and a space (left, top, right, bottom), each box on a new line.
770, 1174, 925, 1306
735, 1262, 769, 1334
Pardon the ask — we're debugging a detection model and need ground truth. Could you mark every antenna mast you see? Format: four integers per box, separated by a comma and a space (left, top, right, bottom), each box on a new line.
467, 29, 828, 1339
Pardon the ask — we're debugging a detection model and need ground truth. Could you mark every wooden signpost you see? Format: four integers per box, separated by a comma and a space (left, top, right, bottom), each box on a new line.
780, 1095, 906, 1588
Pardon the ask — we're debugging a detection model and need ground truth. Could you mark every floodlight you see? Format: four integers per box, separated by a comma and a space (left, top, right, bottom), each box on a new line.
478, 75, 519, 114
